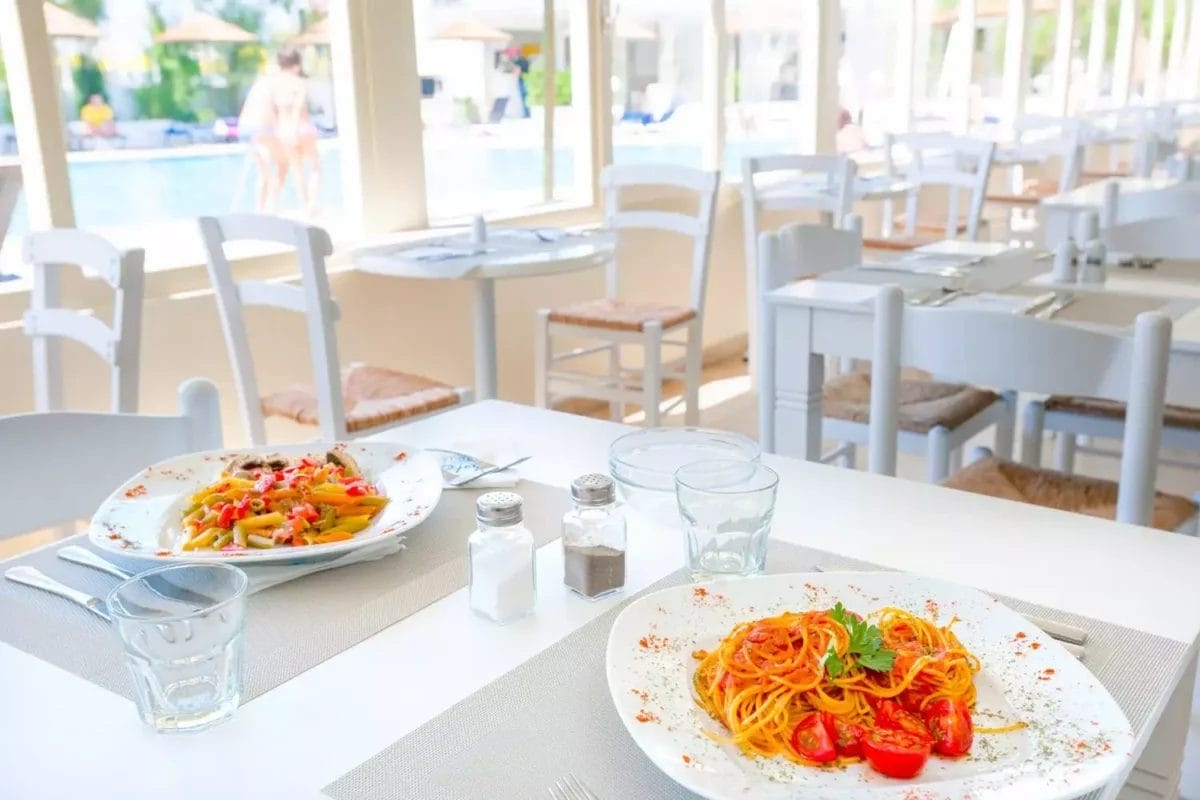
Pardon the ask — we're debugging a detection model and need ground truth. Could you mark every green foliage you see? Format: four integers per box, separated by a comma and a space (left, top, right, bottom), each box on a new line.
55, 0, 104, 22
72, 55, 107, 109
525, 64, 572, 106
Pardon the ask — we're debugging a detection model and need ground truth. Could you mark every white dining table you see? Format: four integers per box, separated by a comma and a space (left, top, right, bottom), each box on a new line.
352, 229, 615, 400
1039, 177, 1198, 248
760, 245, 1200, 461
3, 400, 1200, 799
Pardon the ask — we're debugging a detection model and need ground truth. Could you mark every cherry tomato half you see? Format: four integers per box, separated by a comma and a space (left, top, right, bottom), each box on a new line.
790, 712, 837, 764
876, 700, 934, 744
820, 712, 865, 758
922, 698, 973, 757
861, 727, 932, 779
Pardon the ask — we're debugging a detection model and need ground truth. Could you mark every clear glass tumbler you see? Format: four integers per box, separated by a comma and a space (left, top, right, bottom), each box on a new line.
107, 563, 248, 732
675, 460, 780, 580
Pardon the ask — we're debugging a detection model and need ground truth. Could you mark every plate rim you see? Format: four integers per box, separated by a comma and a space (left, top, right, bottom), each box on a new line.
87, 440, 443, 564
604, 570, 1135, 800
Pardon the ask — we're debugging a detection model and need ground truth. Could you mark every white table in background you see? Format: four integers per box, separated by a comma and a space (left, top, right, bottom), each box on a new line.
4, 401, 1200, 800
760, 247, 1200, 461
756, 171, 913, 233
1039, 177, 1195, 248
353, 230, 615, 400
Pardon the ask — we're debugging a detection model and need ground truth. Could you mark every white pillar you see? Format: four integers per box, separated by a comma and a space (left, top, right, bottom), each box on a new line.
896, 0, 918, 132
542, 0, 556, 203
913, 0, 934, 108
700, 0, 726, 170
1112, 0, 1139, 105
0, 0, 73, 228
1184, 0, 1200, 97
953, 0, 977, 132
1001, 0, 1032, 125
1166, 0, 1189, 98
1086, 0, 1109, 106
570, 0, 609, 204
330, 0, 427, 233
1051, 0, 1077, 115
799, 0, 841, 152
1145, 0, 1168, 102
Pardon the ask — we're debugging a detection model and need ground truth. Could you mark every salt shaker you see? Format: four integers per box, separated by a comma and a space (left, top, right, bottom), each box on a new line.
562, 474, 627, 599
468, 492, 536, 623
1050, 238, 1078, 284
1078, 240, 1107, 286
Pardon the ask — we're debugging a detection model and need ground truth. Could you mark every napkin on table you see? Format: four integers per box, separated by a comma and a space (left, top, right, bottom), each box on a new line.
429, 440, 523, 489
242, 536, 404, 594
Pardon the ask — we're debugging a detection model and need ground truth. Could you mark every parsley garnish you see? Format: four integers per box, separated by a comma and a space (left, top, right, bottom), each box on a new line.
824, 602, 896, 678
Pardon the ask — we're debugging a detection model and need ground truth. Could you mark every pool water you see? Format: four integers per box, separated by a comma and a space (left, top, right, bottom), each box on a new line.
5, 138, 790, 235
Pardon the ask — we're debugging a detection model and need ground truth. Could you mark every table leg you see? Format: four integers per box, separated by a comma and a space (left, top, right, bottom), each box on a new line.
472, 278, 498, 400
771, 306, 826, 462
1116, 651, 1197, 800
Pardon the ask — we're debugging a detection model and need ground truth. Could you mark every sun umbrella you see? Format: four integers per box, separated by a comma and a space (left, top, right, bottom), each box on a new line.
43, 2, 100, 39
289, 17, 329, 47
156, 12, 256, 44
613, 17, 656, 41
432, 17, 512, 43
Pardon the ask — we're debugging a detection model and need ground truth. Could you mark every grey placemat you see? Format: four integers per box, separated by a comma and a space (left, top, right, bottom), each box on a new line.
324, 541, 1186, 800
0, 480, 571, 703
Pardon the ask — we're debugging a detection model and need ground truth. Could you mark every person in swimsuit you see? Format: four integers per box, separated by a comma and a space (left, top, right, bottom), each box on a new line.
238, 72, 281, 212
271, 48, 321, 217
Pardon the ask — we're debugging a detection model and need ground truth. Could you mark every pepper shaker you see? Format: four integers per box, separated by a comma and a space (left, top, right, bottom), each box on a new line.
1050, 237, 1078, 284
1078, 239, 1107, 286
562, 474, 626, 599
468, 492, 536, 623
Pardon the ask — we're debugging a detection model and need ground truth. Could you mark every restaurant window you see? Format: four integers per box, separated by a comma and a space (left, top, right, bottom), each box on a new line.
609, 4, 703, 168
839, 0, 907, 150
35, 1, 341, 248
723, 1, 806, 169
414, 0, 580, 221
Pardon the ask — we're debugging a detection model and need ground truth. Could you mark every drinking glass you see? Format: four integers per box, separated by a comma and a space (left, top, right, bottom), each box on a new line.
675, 460, 779, 580
107, 563, 248, 732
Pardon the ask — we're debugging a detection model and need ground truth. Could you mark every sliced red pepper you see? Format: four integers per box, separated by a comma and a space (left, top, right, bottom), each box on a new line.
254, 473, 276, 494
346, 484, 369, 497
216, 503, 236, 529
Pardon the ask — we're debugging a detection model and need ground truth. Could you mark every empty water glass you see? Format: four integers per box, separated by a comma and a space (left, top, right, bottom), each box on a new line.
107, 563, 248, 732
675, 460, 779, 580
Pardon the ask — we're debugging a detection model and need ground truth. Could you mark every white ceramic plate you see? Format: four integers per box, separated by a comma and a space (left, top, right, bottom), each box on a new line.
606, 572, 1133, 800
89, 442, 442, 565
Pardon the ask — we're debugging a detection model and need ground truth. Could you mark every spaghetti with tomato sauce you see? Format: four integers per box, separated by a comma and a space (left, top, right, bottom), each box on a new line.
691, 604, 1012, 779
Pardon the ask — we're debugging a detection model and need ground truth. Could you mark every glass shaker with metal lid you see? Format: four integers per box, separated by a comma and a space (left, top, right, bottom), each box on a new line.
562, 474, 626, 599
468, 491, 536, 623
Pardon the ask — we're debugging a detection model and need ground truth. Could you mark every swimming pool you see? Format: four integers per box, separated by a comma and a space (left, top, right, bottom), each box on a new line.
4, 137, 791, 235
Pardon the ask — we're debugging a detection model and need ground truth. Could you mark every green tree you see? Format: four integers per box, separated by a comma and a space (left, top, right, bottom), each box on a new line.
525, 63, 572, 106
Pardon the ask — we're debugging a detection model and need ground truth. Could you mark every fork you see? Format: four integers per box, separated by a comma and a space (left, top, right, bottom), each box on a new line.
547, 774, 599, 800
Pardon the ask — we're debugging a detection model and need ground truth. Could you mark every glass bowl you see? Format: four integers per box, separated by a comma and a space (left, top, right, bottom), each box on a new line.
608, 427, 761, 529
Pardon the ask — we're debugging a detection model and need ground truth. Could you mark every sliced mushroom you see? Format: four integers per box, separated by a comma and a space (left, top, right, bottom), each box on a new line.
326, 449, 361, 478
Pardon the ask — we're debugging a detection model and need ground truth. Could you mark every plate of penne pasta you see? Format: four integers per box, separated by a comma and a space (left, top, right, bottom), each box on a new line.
89, 442, 443, 564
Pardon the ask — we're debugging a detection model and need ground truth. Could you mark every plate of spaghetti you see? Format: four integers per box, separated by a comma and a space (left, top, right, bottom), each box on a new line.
89, 442, 442, 565
606, 572, 1133, 800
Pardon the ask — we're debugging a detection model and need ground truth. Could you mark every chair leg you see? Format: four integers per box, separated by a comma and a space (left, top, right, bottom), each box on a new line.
927, 427, 952, 483
840, 444, 857, 469
608, 343, 622, 421
534, 309, 551, 409
684, 320, 702, 426
1020, 399, 1046, 467
993, 391, 1017, 461
1053, 433, 1077, 473
642, 321, 663, 427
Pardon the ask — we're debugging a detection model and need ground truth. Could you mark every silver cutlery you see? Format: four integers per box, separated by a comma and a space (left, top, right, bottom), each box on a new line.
1017, 291, 1058, 316
926, 289, 968, 307
5, 566, 110, 622
548, 775, 599, 800
57, 545, 131, 580
1038, 294, 1076, 320
449, 456, 532, 487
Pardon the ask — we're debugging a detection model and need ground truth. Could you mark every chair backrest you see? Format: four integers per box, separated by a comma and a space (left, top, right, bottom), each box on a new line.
22, 229, 145, 413
1012, 114, 1085, 192
866, 285, 1171, 528
884, 132, 996, 241
1099, 181, 1200, 232
757, 222, 863, 294
198, 213, 341, 445
601, 164, 720, 313
1102, 194, 1200, 259
0, 377, 222, 538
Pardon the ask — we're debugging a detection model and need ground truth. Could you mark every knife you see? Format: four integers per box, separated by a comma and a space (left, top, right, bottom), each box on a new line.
57, 545, 132, 580
5, 566, 111, 622
450, 456, 532, 487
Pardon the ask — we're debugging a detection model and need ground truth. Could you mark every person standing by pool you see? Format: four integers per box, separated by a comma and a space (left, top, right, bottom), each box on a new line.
509, 47, 531, 119
80, 94, 117, 138
271, 48, 321, 218
238, 71, 281, 213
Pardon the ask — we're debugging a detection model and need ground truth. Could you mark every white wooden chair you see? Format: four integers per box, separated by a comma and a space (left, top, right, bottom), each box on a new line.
0, 378, 222, 538
757, 222, 1015, 480
199, 214, 470, 445
23, 229, 145, 413
740, 154, 856, 376
1025, 201, 1200, 474
866, 285, 1196, 532
534, 165, 719, 426
864, 133, 996, 252
985, 115, 1085, 242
